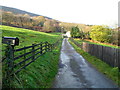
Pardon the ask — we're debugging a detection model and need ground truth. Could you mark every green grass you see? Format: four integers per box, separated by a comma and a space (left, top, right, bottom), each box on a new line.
1, 25, 61, 49
1, 25, 62, 88
11, 41, 62, 88
69, 39, 120, 86
74, 38, 119, 49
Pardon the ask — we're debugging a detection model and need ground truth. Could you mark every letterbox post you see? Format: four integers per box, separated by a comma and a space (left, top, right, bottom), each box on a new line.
5, 44, 14, 87
2, 37, 19, 87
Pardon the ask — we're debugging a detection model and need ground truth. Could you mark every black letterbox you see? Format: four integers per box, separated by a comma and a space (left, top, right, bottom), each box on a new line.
2, 37, 19, 46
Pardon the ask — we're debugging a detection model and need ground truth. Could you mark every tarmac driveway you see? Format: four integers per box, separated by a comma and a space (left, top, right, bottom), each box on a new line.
53, 38, 118, 88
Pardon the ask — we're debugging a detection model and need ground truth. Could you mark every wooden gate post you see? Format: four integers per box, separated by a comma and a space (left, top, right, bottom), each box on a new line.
5, 44, 14, 87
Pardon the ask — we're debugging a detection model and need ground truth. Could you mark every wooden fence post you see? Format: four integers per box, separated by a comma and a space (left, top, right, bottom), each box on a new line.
48, 43, 51, 51
24, 46, 26, 66
40, 42, 43, 55
40, 42, 42, 55
50, 44, 52, 51
45, 42, 48, 52
32, 44, 35, 60
51, 44, 53, 51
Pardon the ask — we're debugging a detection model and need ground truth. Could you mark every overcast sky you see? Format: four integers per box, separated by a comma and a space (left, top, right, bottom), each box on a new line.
1, 0, 119, 27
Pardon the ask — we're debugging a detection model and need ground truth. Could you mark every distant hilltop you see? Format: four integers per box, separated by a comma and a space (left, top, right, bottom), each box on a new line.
1, 5, 52, 19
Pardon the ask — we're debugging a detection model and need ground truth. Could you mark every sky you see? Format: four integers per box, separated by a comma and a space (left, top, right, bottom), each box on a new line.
1, 0, 119, 27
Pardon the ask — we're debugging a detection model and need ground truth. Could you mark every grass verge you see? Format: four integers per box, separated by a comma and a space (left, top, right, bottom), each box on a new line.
11, 40, 62, 88
69, 39, 120, 86
74, 38, 119, 49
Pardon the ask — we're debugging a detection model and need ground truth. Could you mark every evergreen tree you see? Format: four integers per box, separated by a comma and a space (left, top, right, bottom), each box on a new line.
70, 26, 80, 38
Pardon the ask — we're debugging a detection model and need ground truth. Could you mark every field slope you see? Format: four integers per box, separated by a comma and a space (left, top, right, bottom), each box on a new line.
1, 25, 62, 88
2, 25, 61, 48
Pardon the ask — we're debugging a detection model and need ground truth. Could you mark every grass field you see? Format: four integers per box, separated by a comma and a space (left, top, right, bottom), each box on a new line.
74, 38, 119, 49
69, 39, 120, 86
1, 25, 62, 88
1, 25, 61, 48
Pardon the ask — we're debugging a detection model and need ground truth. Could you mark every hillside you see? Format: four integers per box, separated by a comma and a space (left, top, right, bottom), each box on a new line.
2, 25, 61, 48
1, 6, 61, 33
1, 6, 52, 19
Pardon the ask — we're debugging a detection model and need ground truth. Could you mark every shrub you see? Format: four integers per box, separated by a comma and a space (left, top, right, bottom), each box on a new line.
70, 26, 85, 39
90, 25, 112, 43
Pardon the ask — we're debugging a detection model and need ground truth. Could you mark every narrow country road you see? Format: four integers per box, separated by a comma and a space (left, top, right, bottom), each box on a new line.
53, 38, 118, 88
